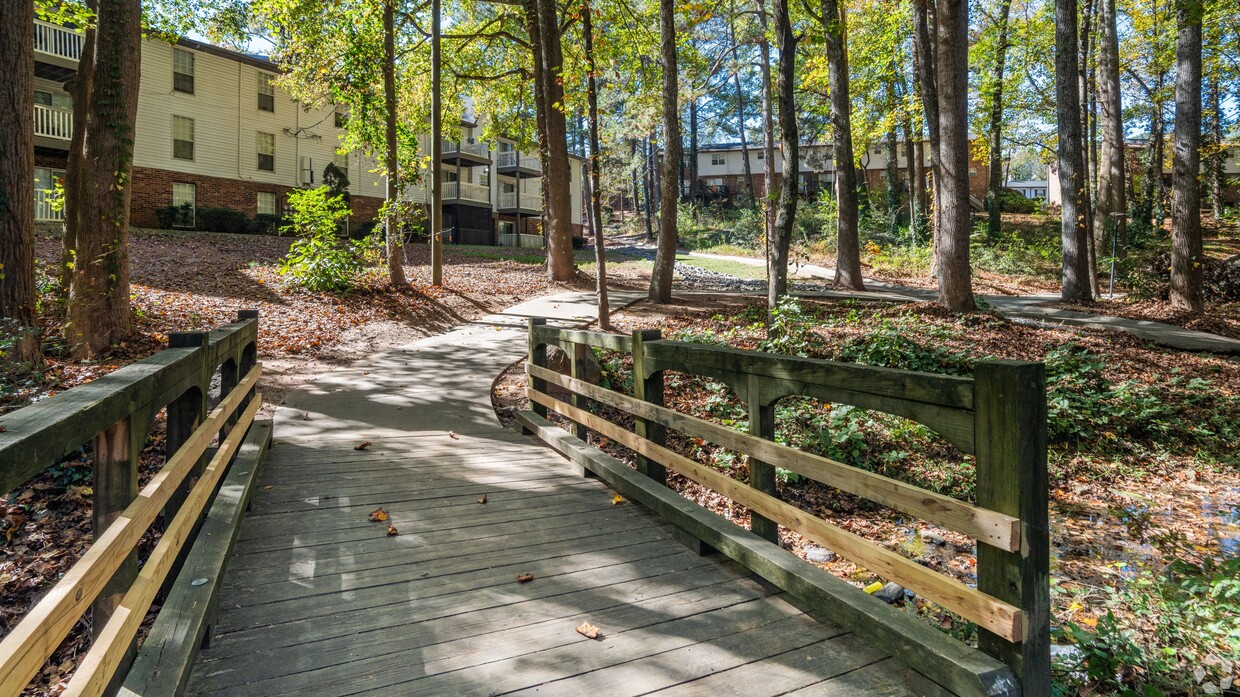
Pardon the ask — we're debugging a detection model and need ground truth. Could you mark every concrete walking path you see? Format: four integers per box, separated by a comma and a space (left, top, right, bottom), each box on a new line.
681, 250, 1240, 355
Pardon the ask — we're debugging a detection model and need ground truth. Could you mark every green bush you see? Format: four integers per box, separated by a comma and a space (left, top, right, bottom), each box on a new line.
835, 316, 971, 375
1043, 344, 1176, 445
196, 207, 249, 234
277, 187, 360, 292
155, 203, 193, 229
250, 213, 282, 235
999, 188, 1038, 214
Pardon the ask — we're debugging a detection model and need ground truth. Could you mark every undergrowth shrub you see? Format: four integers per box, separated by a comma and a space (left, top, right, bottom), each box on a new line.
278, 187, 363, 292
835, 315, 971, 375
1123, 251, 1240, 303
196, 207, 249, 234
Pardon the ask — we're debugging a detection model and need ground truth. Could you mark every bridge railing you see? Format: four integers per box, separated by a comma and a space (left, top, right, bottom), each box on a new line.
0, 311, 262, 696
523, 319, 1049, 696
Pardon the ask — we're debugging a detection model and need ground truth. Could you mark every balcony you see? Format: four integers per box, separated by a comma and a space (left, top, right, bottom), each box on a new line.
34, 104, 73, 141
497, 191, 541, 214
34, 20, 83, 65
442, 140, 491, 165
442, 181, 491, 206
496, 151, 541, 177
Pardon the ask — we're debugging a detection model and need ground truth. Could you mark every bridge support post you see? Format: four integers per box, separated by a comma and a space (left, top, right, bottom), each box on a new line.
746, 374, 779, 544
975, 361, 1050, 696
570, 343, 592, 442
631, 330, 666, 486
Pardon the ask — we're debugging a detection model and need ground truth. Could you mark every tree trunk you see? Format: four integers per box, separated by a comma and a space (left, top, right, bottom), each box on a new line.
64, 0, 141, 358
822, 0, 863, 290
0, 0, 41, 365
582, 0, 610, 328
933, 0, 974, 311
1056, 0, 1091, 301
1207, 78, 1223, 222
768, 0, 798, 308
912, 137, 927, 238
688, 99, 699, 203
912, 0, 941, 271
648, 0, 681, 303
1169, 0, 1203, 312
1078, 0, 1097, 293
384, 0, 408, 287
730, 20, 756, 204
527, 0, 575, 281
1092, 0, 1125, 273
986, 0, 1012, 240
885, 119, 899, 236
757, 0, 776, 248
642, 136, 654, 240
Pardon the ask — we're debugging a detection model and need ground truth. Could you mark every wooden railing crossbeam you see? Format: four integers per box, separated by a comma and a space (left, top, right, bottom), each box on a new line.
527, 387, 1024, 643
0, 364, 261, 695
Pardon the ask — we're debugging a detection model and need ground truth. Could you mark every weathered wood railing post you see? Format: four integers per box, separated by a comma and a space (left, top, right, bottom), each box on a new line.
528, 319, 548, 420
570, 343, 591, 442
92, 414, 144, 638
746, 374, 779, 544
975, 360, 1050, 696
631, 330, 666, 486
165, 331, 210, 521
237, 309, 259, 408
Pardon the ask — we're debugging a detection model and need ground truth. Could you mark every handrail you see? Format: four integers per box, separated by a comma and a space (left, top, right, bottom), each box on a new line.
33, 20, 83, 62
33, 104, 73, 140
525, 321, 1050, 694
0, 312, 262, 695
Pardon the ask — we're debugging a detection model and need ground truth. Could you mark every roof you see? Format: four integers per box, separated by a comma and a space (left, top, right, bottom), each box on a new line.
175, 35, 281, 73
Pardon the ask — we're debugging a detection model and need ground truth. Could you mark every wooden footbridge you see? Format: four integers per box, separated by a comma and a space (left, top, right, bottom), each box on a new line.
0, 300, 1050, 696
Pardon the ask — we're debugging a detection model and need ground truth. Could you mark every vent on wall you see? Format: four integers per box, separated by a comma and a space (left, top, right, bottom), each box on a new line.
300, 156, 314, 185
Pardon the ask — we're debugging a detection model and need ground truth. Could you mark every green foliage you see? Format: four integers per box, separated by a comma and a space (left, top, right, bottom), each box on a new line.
1043, 344, 1176, 445
759, 297, 826, 357
277, 187, 361, 292
835, 316, 971, 375
155, 203, 194, 229
1054, 554, 1240, 695
195, 207, 249, 234
250, 213, 283, 235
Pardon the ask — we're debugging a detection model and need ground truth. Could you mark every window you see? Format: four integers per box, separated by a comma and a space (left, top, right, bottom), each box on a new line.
172, 116, 194, 160
173, 48, 194, 94
333, 149, 348, 169
257, 72, 275, 112
257, 191, 277, 216
479, 167, 490, 186
334, 110, 347, 128
756, 151, 764, 160
299, 156, 314, 184
257, 132, 274, 171
172, 182, 195, 226
710, 154, 725, 166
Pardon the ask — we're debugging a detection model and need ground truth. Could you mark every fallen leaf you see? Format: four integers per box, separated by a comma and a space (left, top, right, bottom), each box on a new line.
262, 485, 273, 491
355, 441, 371, 450
448, 431, 459, 440
612, 495, 624, 505
477, 494, 488, 504
576, 621, 601, 640
369, 508, 389, 522
386, 524, 399, 536
517, 573, 534, 583
302, 412, 312, 421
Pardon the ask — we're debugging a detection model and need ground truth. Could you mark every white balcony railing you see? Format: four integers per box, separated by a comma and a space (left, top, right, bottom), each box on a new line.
498, 233, 545, 248
496, 151, 541, 171
33, 20, 83, 62
33, 104, 73, 140
443, 181, 490, 204
443, 140, 490, 158
498, 191, 542, 211
35, 189, 63, 221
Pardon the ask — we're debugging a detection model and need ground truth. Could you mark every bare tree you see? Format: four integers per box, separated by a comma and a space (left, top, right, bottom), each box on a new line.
63, 0, 143, 357
648, 0, 681, 303
933, 0, 975, 311
1169, 0, 1203, 312
0, 0, 41, 365
1055, 0, 1091, 301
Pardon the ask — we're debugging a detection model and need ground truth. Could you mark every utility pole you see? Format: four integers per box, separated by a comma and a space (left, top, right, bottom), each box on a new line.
431, 0, 444, 285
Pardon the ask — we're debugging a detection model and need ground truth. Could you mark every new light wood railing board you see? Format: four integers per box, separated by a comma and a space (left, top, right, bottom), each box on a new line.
63, 393, 262, 697
525, 363, 1020, 552
531, 325, 634, 353
526, 387, 1023, 642
0, 363, 261, 695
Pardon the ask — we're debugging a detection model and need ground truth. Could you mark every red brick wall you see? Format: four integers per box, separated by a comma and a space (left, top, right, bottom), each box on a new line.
129, 166, 384, 229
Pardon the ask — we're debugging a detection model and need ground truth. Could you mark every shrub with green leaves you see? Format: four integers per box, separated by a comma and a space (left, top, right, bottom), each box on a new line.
277, 187, 360, 292
1043, 344, 1177, 445
760, 297, 827, 357
835, 316, 971, 375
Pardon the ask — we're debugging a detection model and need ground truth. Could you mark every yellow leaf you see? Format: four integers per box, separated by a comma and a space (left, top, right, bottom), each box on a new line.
612, 495, 624, 505
1080, 617, 1098, 628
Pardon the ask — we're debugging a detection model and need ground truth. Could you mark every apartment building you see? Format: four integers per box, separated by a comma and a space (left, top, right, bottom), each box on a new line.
31, 19, 583, 246
687, 141, 992, 207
